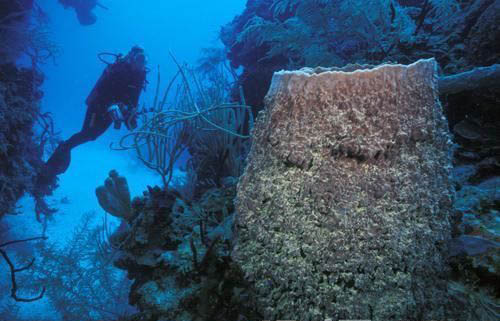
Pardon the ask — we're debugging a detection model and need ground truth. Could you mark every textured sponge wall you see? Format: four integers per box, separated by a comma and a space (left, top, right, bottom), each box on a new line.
235, 59, 456, 320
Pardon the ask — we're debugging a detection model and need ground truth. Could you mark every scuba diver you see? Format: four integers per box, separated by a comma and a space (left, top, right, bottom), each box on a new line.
35, 46, 148, 199
58, 0, 108, 25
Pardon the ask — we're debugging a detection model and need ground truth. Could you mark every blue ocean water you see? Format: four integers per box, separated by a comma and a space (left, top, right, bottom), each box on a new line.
38, 1, 245, 138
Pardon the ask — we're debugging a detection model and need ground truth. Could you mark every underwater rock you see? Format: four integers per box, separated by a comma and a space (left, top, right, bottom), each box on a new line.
449, 235, 499, 257
235, 59, 456, 320
462, 0, 500, 66
455, 180, 500, 214
438, 63, 500, 96
452, 165, 478, 187
453, 119, 484, 141
453, 176, 499, 255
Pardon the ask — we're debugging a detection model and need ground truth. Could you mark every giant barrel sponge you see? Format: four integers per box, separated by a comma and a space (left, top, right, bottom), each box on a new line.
234, 58, 455, 320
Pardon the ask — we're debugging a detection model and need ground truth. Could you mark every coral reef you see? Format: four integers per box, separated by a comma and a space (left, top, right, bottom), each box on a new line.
0, 63, 45, 219
0, 0, 34, 63
0, 0, 58, 220
447, 174, 500, 315
0, 0, 59, 67
444, 68, 500, 313
234, 59, 456, 320
112, 184, 260, 321
1, 1, 497, 319
221, 0, 499, 108
9, 212, 136, 321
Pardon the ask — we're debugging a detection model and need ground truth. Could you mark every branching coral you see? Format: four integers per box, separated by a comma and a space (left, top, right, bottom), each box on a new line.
413, 0, 461, 34
0, 2, 59, 68
225, 0, 418, 70
112, 183, 260, 321
112, 53, 253, 192
0, 236, 47, 302
17, 212, 135, 321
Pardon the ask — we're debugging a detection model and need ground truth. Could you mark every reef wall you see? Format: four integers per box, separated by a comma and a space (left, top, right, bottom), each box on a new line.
0, 0, 35, 64
0, 0, 57, 220
221, 0, 500, 110
112, 184, 261, 321
234, 59, 455, 320
0, 63, 44, 218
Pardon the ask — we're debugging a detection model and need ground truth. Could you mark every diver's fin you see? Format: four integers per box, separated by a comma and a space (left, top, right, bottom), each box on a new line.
45, 141, 72, 177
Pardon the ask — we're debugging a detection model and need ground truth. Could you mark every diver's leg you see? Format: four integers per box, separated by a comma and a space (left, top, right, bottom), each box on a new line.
42, 110, 111, 179
65, 112, 111, 149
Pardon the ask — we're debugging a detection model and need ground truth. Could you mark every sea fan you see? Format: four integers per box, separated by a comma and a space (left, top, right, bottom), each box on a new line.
427, 0, 461, 32
271, 0, 330, 19
15, 213, 135, 321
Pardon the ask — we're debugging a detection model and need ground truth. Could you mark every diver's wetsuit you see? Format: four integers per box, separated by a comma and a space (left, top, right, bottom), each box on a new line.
38, 56, 146, 188
67, 58, 145, 149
